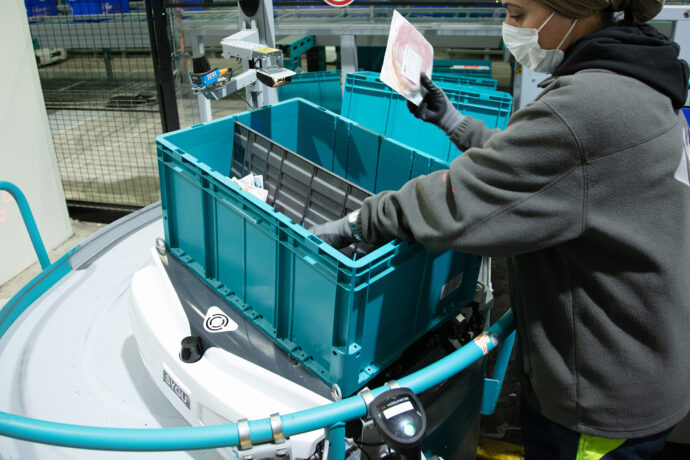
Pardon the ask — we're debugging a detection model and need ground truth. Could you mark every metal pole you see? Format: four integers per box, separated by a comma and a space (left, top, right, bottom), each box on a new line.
147, 0, 181, 132
339, 35, 357, 93
324, 422, 346, 460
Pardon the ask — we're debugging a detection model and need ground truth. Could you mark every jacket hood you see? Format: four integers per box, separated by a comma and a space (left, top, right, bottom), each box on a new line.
553, 24, 689, 110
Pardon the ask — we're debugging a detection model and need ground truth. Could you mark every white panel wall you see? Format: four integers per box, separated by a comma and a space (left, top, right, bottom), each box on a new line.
0, 0, 72, 285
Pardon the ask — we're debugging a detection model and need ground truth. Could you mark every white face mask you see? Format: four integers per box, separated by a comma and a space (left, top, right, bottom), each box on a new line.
502, 12, 578, 74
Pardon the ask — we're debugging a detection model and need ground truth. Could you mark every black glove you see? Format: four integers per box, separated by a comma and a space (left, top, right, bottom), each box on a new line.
309, 211, 360, 250
407, 73, 465, 135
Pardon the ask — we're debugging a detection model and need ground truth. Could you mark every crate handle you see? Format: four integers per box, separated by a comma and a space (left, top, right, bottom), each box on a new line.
221, 198, 259, 226
302, 255, 318, 266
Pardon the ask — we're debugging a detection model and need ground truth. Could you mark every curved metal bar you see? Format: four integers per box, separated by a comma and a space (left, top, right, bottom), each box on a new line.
482, 329, 517, 415
324, 422, 346, 460
0, 181, 51, 269
0, 311, 516, 452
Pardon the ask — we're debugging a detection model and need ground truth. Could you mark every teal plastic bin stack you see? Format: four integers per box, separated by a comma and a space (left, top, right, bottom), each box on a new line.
276, 35, 316, 71
431, 73, 497, 91
157, 98, 482, 397
277, 70, 342, 114
341, 72, 512, 163
433, 59, 493, 78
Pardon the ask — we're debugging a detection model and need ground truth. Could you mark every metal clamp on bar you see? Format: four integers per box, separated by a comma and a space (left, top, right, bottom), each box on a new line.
358, 387, 374, 415
385, 380, 400, 389
237, 418, 252, 450
270, 413, 286, 444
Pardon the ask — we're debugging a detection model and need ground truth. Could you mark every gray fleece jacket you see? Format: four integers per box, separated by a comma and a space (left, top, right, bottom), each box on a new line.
359, 66, 690, 438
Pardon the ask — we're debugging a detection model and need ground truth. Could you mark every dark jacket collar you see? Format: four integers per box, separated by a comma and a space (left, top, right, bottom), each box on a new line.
551, 24, 689, 110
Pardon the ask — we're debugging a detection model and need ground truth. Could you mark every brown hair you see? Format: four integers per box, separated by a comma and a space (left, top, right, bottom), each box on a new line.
534, 0, 664, 24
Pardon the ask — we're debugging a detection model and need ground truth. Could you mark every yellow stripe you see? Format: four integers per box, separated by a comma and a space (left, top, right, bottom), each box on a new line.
476, 438, 525, 459
576, 434, 626, 460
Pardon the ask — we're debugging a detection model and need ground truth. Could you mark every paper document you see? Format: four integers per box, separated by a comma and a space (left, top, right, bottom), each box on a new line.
231, 173, 268, 202
380, 10, 434, 105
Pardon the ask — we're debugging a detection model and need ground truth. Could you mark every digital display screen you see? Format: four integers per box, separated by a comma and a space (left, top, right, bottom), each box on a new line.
382, 400, 414, 419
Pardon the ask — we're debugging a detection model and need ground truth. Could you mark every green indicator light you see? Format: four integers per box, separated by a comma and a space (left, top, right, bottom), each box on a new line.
403, 422, 416, 437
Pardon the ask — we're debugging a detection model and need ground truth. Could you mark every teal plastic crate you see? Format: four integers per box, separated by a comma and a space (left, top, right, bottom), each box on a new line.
157, 98, 481, 396
341, 72, 512, 163
433, 59, 493, 78
277, 70, 342, 114
282, 55, 302, 71
277, 35, 315, 71
277, 35, 315, 59
431, 72, 497, 91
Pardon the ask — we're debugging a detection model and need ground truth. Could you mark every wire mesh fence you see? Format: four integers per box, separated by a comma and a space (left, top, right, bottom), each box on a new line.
167, 6, 249, 127
28, 0, 162, 211
26, 0, 510, 211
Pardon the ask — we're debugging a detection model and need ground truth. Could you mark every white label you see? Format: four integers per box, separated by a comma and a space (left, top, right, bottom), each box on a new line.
383, 400, 414, 419
473, 333, 492, 356
247, 187, 269, 202
440, 272, 464, 301
163, 366, 191, 409
402, 45, 423, 82
203, 306, 239, 333
450, 65, 490, 70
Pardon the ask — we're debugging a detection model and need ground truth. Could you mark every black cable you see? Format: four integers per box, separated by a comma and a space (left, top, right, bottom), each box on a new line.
356, 440, 386, 447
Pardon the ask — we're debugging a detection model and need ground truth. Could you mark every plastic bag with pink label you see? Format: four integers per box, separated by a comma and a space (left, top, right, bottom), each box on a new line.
380, 10, 434, 105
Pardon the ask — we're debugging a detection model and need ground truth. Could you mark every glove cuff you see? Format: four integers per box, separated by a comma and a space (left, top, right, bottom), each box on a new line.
348, 210, 362, 242
439, 108, 465, 136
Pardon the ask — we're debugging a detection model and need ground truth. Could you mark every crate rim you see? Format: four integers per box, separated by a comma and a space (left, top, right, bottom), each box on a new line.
156, 98, 427, 271
346, 71, 512, 100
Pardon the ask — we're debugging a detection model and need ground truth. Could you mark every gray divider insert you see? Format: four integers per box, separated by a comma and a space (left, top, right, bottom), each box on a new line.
232, 121, 371, 229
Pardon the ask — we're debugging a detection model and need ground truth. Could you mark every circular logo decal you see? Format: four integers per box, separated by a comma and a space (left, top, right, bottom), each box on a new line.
203, 306, 239, 333
205, 313, 229, 332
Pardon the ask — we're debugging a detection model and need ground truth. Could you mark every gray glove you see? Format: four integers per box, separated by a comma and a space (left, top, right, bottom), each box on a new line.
309, 211, 361, 250
407, 73, 465, 135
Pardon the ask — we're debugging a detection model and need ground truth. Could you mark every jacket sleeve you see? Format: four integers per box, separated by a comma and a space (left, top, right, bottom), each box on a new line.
359, 100, 587, 257
449, 116, 503, 151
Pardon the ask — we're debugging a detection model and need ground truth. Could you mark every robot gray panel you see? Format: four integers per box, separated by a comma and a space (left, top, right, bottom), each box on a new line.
159, 250, 334, 400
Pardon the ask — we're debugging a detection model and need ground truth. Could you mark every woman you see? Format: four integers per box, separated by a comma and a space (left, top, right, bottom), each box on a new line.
311, 0, 690, 458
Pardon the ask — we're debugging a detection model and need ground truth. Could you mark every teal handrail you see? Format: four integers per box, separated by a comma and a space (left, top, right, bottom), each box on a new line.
0, 311, 515, 452
482, 329, 517, 415
0, 181, 517, 454
0, 181, 50, 269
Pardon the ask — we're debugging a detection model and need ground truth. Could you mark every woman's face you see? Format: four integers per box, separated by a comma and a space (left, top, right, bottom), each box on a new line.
501, 0, 580, 50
